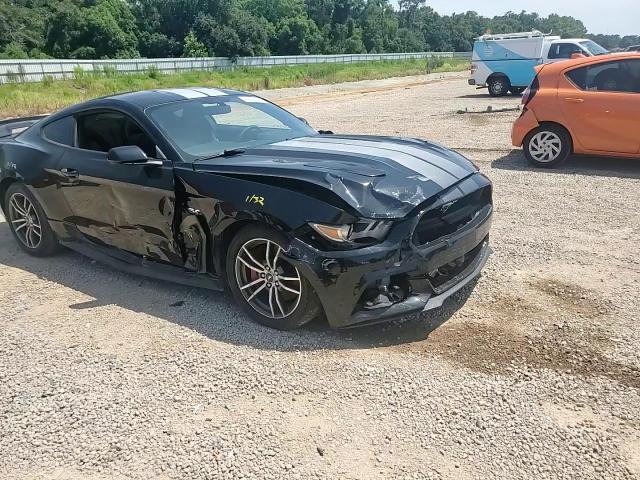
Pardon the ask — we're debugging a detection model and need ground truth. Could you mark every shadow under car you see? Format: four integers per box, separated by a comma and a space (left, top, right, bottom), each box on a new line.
0, 221, 478, 353
493, 150, 640, 179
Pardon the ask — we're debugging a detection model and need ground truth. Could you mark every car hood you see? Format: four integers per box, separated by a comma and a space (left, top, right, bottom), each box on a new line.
192, 135, 478, 218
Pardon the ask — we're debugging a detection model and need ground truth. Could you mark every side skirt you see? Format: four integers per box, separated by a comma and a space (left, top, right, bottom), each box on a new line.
60, 238, 224, 291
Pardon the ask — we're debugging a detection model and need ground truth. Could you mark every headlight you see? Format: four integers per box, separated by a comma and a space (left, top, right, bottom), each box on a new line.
309, 223, 352, 242
309, 219, 392, 244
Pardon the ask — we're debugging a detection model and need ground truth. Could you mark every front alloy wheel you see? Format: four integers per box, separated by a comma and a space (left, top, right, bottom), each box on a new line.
235, 238, 302, 319
226, 225, 321, 330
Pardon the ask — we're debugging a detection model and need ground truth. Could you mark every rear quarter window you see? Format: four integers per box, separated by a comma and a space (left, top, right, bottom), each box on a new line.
42, 116, 75, 146
566, 67, 588, 89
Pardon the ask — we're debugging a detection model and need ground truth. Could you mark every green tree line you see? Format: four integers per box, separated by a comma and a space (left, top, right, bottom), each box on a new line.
0, 0, 636, 60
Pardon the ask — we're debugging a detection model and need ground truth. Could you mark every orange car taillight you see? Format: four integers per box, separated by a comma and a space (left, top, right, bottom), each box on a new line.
522, 76, 540, 107
470, 63, 478, 73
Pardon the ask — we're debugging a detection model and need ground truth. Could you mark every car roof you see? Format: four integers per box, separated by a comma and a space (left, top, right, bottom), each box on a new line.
107, 87, 248, 109
43, 87, 254, 123
50, 87, 249, 117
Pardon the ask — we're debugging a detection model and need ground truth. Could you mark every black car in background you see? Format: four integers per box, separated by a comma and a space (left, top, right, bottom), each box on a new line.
0, 88, 492, 329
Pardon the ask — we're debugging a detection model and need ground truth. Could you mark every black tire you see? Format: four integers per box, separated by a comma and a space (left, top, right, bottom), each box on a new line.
523, 124, 572, 168
488, 76, 510, 96
226, 224, 322, 330
4, 182, 60, 256
510, 86, 525, 95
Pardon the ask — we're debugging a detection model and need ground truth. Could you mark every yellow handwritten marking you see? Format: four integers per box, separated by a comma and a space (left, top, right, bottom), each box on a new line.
245, 194, 265, 206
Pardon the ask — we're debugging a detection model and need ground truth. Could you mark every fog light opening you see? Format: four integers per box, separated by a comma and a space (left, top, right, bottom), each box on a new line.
361, 276, 410, 310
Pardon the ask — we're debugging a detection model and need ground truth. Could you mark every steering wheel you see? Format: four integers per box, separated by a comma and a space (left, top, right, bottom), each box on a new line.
238, 125, 261, 142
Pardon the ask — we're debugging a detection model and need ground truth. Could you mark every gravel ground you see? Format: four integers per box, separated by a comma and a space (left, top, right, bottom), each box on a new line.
1, 72, 639, 480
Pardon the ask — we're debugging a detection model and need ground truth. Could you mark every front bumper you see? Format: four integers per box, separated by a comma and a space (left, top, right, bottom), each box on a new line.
284, 190, 493, 329
347, 239, 491, 327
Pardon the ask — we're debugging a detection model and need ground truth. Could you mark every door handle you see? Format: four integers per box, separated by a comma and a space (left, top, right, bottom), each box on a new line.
58, 168, 79, 186
60, 168, 79, 178
564, 97, 584, 103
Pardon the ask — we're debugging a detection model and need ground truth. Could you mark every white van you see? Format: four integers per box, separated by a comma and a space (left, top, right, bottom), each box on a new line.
469, 31, 608, 96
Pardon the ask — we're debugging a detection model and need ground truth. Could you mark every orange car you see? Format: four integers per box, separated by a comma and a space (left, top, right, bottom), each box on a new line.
512, 53, 640, 167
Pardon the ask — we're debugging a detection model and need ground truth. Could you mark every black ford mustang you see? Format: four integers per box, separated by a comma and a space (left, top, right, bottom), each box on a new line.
0, 87, 492, 330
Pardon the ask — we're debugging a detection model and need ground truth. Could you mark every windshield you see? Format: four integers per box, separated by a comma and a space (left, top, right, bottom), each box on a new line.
147, 95, 316, 161
580, 40, 608, 56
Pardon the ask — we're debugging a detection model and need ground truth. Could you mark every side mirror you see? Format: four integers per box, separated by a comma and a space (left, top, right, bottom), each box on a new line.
107, 145, 161, 165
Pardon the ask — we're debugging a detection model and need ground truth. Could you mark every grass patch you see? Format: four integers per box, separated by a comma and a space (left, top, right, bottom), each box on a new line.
0, 58, 469, 118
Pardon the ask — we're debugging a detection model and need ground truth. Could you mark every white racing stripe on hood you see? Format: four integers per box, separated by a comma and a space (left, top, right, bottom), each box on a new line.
277, 139, 458, 187
306, 137, 471, 180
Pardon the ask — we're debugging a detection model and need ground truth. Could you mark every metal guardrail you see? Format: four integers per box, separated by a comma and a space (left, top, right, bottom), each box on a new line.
0, 52, 471, 84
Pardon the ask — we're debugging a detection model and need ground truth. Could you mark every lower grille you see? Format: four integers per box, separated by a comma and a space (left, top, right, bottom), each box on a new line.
413, 185, 492, 246
427, 239, 486, 292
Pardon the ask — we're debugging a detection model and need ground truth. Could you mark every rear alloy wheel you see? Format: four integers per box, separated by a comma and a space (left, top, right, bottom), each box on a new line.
4, 182, 60, 256
523, 125, 572, 168
488, 76, 510, 96
226, 225, 321, 330
9, 192, 42, 249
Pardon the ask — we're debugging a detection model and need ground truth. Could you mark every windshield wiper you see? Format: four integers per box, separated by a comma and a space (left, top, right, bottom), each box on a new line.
195, 148, 245, 162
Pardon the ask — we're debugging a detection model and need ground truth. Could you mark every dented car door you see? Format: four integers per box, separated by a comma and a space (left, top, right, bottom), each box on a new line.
55, 110, 181, 264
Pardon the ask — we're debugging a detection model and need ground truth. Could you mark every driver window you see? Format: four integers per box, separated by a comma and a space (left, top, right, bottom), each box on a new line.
549, 43, 581, 59
77, 111, 156, 157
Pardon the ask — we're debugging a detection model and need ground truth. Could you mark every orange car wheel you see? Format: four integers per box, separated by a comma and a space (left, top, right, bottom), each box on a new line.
523, 124, 572, 168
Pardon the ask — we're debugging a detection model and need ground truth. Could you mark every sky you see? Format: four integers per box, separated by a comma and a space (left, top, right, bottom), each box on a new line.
400, 1, 638, 36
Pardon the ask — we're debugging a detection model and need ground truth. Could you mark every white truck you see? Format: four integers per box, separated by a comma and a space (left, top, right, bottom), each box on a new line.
469, 31, 608, 96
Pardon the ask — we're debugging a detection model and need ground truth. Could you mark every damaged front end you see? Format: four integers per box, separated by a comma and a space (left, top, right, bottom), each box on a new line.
182, 134, 492, 328
283, 172, 493, 328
